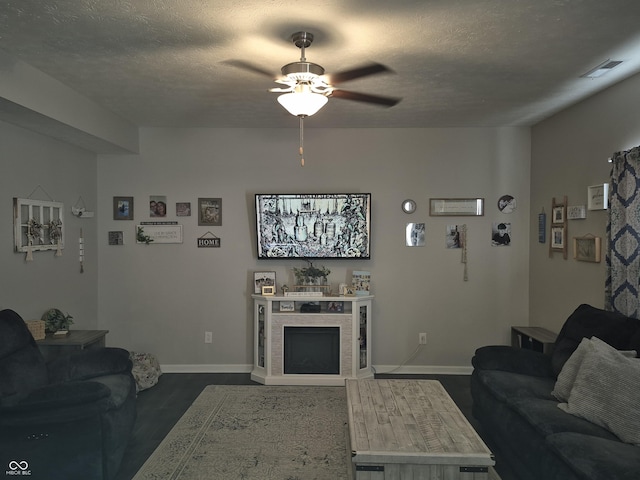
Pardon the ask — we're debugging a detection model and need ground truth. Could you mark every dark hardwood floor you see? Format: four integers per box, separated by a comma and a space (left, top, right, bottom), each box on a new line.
114, 373, 518, 480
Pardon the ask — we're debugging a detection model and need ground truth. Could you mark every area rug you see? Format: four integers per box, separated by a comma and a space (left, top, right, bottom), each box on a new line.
132, 385, 349, 480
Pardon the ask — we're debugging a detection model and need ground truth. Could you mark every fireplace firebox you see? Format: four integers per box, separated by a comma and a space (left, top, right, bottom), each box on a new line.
284, 326, 340, 374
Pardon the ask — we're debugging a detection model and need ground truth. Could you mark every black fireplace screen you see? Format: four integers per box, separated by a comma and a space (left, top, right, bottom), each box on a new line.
284, 326, 340, 375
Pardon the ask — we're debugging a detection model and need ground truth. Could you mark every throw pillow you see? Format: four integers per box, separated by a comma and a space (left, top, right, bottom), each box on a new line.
552, 337, 636, 402
558, 339, 640, 445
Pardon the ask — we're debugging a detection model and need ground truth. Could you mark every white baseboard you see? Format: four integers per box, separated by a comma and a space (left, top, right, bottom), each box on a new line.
373, 365, 473, 375
159, 364, 472, 375
160, 364, 253, 373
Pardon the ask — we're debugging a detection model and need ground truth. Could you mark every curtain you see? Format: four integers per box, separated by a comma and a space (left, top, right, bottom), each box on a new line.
605, 146, 640, 318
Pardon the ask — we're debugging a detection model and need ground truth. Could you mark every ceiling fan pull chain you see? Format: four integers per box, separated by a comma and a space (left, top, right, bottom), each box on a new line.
299, 116, 305, 166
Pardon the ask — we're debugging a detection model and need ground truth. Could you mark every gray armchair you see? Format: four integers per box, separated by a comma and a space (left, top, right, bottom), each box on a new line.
0, 309, 136, 480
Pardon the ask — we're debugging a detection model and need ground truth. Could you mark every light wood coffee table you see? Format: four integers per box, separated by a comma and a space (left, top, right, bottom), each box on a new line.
346, 379, 494, 480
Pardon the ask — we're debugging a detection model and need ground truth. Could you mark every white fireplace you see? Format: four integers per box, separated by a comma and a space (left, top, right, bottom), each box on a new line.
251, 294, 373, 386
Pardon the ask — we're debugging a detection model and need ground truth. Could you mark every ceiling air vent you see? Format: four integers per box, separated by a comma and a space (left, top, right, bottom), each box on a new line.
581, 59, 623, 78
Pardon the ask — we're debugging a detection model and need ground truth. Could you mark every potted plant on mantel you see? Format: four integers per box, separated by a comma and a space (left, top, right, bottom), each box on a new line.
293, 261, 331, 292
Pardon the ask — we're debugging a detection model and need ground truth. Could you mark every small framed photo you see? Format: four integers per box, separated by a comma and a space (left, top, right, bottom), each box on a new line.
113, 196, 134, 220
574, 236, 602, 263
261, 285, 275, 296
150, 195, 167, 217
254, 271, 276, 294
108, 231, 124, 245
551, 226, 565, 249
279, 301, 295, 312
344, 286, 356, 297
327, 301, 344, 312
176, 202, 191, 216
198, 198, 222, 226
552, 206, 565, 224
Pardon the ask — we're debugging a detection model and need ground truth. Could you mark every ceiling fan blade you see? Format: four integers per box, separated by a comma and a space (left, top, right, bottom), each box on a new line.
330, 89, 401, 107
328, 63, 394, 84
222, 60, 276, 79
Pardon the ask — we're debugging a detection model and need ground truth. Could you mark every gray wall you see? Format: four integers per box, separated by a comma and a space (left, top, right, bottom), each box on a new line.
0, 121, 98, 325
97, 127, 531, 372
530, 71, 640, 332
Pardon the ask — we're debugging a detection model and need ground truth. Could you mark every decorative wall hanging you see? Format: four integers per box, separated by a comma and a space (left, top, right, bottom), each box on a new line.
538, 209, 546, 243
79, 228, 84, 273
401, 199, 416, 214
197, 231, 220, 248
429, 198, 484, 216
13, 197, 65, 259
573, 235, 601, 263
198, 198, 222, 226
549, 196, 568, 259
587, 184, 609, 210
113, 196, 134, 220
405, 223, 425, 246
71, 196, 94, 218
567, 205, 587, 220
497, 195, 516, 213
136, 222, 183, 244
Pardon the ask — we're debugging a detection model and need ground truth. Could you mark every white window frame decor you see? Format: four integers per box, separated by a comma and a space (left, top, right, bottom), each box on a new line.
13, 197, 64, 253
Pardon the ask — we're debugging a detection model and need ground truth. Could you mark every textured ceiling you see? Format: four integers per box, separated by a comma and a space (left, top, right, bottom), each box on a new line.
1, 0, 640, 131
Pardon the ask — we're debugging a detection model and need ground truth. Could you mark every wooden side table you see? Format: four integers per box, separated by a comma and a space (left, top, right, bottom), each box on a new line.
37, 330, 109, 361
511, 326, 557, 355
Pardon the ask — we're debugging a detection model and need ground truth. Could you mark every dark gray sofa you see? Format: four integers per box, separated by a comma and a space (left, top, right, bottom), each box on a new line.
0, 309, 136, 480
471, 304, 640, 480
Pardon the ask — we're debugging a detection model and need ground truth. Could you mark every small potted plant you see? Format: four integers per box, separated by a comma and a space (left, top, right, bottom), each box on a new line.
42, 308, 74, 336
293, 261, 331, 289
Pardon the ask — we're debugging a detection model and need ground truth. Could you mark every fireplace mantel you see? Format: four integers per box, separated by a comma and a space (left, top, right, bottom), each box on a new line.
251, 294, 374, 386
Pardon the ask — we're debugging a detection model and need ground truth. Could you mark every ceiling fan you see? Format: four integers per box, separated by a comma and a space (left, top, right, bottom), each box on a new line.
225, 31, 401, 164
226, 31, 401, 116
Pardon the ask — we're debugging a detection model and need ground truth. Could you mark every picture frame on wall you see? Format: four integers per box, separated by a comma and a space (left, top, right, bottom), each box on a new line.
573, 236, 601, 263
552, 206, 565, 224
429, 198, 484, 216
551, 226, 565, 249
198, 198, 222, 226
587, 184, 609, 210
113, 196, 134, 220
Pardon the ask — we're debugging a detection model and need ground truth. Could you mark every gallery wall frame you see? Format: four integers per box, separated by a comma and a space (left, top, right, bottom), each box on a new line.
136, 224, 183, 244
587, 184, 609, 210
13, 197, 65, 253
198, 198, 222, 226
113, 196, 134, 220
429, 198, 484, 216
573, 236, 602, 263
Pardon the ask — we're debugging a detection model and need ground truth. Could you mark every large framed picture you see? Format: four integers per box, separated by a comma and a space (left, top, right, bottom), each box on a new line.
255, 193, 371, 259
198, 198, 222, 226
113, 196, 134, 220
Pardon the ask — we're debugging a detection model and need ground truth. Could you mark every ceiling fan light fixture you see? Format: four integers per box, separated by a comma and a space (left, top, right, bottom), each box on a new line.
277, 90, 328, 117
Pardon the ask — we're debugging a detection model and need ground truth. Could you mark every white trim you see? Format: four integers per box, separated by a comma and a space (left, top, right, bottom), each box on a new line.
373, 365, 473, 375
160, 364, 253, 373
159, 363, 472, 375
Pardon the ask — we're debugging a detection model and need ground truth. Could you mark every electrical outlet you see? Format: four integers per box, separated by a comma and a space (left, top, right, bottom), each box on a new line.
204, 331, 213, 344
419, 332, 427, 345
